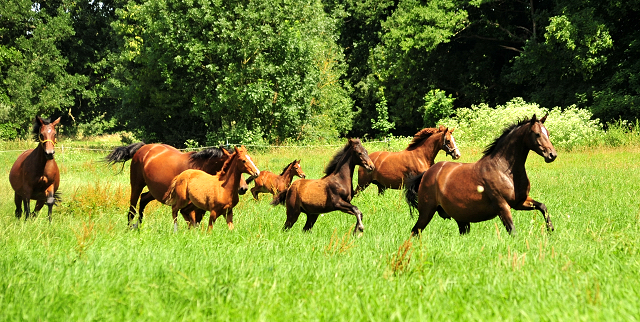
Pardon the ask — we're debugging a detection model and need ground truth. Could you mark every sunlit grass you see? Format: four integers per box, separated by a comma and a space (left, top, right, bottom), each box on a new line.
1, 143, 639, 321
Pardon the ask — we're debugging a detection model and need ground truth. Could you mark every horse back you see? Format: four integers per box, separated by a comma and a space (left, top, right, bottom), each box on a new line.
132, 144, 192, 200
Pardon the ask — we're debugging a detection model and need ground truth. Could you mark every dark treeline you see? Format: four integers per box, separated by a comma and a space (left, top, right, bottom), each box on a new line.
1, 0, 638, 146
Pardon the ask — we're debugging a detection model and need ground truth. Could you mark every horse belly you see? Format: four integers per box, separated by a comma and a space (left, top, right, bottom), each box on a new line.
296, 181, 331, 214
372, 153, 407, 188
143, 157, 188, 201
435, 164, 496, 223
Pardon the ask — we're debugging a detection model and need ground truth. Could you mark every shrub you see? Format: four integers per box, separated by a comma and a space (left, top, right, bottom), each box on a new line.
438, 98, 602, 150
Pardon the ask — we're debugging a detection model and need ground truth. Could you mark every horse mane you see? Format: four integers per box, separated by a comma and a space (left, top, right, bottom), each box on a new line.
31, 117, 52, 141
280, 160, 296, 176
406, 128, 442, 151
482, 118, 532, 156
189, 147, 227, 161
324, 142, 352, 175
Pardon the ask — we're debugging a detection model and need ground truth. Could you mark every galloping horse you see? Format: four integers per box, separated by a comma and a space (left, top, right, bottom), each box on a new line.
405, 114, 557, 236
355, 126, 460, 195
164, 146, 260, 231
271, 139, 375, 234
247, 159, 306, 200
105, 143, 249, 228
10, 116, 61, 222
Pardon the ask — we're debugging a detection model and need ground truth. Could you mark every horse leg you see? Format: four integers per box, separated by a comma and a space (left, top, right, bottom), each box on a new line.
436, 205, 451, 219
302, 213, 319, 232
208, 210, 220, 231
34, 200, 44, 217
456, 221, 470, 235
179, 204, 199, 228
128, 168, 146, 228
372, 181, 386, 195
333, 199, 365, 234
283, 206, 301, 231
138, 192, 155, 225
14, 193, 23, 218
514, 197, 554, 231
23, 197, 31, 221
250, 187, 260, 200
224, 209, 234, 230
45, 186, 56, 222
411, 202, 437, 236
496, 204, 515, 235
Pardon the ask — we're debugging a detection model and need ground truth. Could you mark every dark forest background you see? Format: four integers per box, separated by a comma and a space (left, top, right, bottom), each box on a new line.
1, 0, 638, 146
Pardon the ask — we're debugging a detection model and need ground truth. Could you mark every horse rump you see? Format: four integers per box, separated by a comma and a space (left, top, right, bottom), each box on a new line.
163, 176, 179, 206
270, 189, 288, 206
404, 172, 425, 217
104, 142, 145, 165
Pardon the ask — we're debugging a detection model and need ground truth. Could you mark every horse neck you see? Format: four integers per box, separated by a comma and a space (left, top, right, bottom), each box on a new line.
331, 152, 357, 185
194, 157, 225, 173
482, 126, 530, 173
32, 143, 51, 167
281, 164, 296, 184
410, 133, 443, 166
219, 155, 242, 189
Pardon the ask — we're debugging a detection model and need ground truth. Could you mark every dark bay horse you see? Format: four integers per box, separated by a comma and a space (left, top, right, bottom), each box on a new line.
355, 126, 460, 195
164, 146, 260, 231
9, 116, 61, 222
105, 143, 249, 228
271, 139, 375, 234
247, 159, 306, 200
405, 114, 557, 236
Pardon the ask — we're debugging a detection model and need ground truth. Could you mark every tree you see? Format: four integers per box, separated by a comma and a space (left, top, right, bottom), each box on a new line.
0, 0, 86, 136
112, 0, 353, 146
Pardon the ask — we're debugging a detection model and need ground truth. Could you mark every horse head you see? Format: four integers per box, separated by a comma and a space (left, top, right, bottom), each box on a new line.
35, 116, 60, 160
234, 146, 260, 177
349, 138, 375, 172
441, 127, 461, 160
293, 159, 306, 179
527, 114, 557, 163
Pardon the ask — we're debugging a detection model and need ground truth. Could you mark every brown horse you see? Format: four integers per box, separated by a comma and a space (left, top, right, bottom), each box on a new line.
164, 146, 260, 231
405, 114, 557, 236
247, 159, 306, 200
271, 139, 375, 234
355, 126, 461, 195
9, 116, 61, 222
105, 143, 249, 228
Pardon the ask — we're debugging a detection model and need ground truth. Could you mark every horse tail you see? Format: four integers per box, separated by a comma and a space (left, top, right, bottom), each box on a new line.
163, 176, 179, 206
270, 189, 288, 206
404, 172, 425, 217
104, 142, 145, 165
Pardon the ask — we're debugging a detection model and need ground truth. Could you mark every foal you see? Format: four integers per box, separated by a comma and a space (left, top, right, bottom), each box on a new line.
164, 146, 260, 231
10, 116, 61, 222
247, 159, 306, 200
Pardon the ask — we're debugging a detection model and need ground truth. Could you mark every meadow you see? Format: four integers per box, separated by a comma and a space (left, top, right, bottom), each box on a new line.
1, 138, 639, 321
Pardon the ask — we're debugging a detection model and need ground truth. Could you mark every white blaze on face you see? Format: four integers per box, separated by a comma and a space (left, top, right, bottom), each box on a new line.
541, 126, 549, 139
246, 155, 260, 175
450, 135, 459, 152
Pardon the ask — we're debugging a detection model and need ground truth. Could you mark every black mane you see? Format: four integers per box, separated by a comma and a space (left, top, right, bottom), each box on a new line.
324, 142, 352, 175
189, 147, 228, 160
280, 160, 296, 176
482, 118, 532, 156
406, 128, 441, 151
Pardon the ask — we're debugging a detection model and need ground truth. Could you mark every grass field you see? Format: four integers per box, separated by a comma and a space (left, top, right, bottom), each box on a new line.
1, 139, 639, 321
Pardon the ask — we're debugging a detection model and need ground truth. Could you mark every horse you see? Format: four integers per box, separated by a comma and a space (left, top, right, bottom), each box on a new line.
105, 143, 250, 228
405, 114, 557, 236
9, 116, 61, 222
271, 138, 375, 234
355, 126, 461, 195
164, 146, 260, 231
247, 159, 306, 200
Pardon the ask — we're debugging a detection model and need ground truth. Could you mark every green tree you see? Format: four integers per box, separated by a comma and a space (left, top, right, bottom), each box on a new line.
0, 0, 86, 136
113, 0, 353, 146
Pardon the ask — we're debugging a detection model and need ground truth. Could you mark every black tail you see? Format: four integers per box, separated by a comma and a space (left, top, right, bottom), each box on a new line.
270, 189, 288, 206
404, 172, 425, 217
104, 142, 145, 165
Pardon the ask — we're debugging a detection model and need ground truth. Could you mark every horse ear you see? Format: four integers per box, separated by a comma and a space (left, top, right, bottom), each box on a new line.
36, 116, 45, 125
438, 125, 445, 131
52, 117, 61, 126
530, 114, 538, 124
540, 113, 548, 124
222, 148, 231, 156
449, 128, 455, 133
234, 146, 241, 153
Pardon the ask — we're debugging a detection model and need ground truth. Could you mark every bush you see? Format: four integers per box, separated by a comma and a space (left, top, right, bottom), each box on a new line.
438, 98, 603, 150
421, 89, 454, 127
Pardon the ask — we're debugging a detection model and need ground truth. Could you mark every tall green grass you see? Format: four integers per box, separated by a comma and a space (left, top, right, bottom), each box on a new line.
1, 141, 639, 321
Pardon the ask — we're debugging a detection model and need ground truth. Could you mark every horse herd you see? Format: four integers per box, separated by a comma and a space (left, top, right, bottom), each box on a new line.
9, 114, 557, 236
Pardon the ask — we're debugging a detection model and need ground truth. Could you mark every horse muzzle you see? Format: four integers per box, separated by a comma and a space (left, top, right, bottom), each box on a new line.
364, 161, 375, 172
45, 151, 55, 160
543, 150, 557, 163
